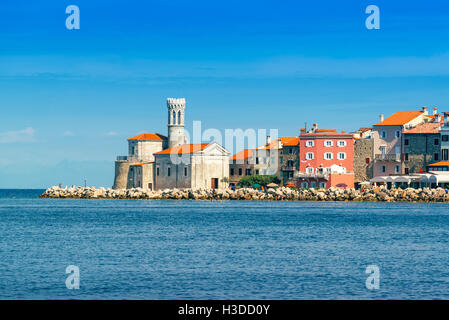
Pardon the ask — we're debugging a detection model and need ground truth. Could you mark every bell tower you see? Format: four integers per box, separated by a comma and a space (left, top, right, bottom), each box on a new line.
167, 98, 186, 148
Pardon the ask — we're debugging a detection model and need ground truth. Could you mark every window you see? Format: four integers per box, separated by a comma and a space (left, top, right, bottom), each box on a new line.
280, 157, 283, 164
404, 153, 409, 161
404, 139, 409, 146
301, 182, 308, 189
381, 131, 387, 139
245, 168, 251, 175
306, 167, 314, 174
395, 165, 400, 173
288, 148, 293, 154
443, 135, 449, 142
256, 157, 259, 164
443, 149, 449, 161
184, 167, 188, 176
324, 152, 333, 160
306, 152, 314, 160
324, 140, 333, 147
337, 152, 346, 160
395, 130, 401, 138
338, 140, 346, 147
230, 168, 234, 176
380, 146, 386, 155
238, 168, 242, 176
381, 165, 386, 173
319, 182, 326, 188
156, 167, 160, 176
434, 138, 440, 146
131, 146, 135, 155
167, 167, 171, 176
310, 181, 316, 188
434, 153, 439, 161
405, 168, 409, 174
255, 170, 259, 175
306, 140, 314, 147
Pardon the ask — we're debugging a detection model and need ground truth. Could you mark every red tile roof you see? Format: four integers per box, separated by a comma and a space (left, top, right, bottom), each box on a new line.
231, 149, 253, 160
128, 133, 167, 141
153, 143, 209, 155
359, 128, 372, 132
404, 122, 441, 134
300, 132, 354, 138
374, 111, 423, 126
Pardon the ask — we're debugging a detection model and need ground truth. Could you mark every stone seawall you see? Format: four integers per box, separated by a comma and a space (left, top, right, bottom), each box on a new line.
40, 186, 449, 202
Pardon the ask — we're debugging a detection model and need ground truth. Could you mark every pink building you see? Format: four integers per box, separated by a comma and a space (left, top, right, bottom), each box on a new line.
296, 124, 354, 189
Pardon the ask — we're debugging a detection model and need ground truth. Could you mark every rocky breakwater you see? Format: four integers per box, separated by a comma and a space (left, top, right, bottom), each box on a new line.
40, 186, 449, 202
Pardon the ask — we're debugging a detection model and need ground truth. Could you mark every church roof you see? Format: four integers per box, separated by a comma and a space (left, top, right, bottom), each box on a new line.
154, 143, 210, 155
127, 133, 167, 141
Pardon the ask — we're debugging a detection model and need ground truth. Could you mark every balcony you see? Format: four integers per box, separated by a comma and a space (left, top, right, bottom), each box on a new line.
281, 165, 297, 171
295, 172, 329, 179
375, 154, 401, 162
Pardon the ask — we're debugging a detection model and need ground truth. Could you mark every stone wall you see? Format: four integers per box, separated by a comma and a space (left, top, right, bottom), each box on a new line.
353, 138, 373, 183
404, 133, 440, 173
113, 161, 132, 189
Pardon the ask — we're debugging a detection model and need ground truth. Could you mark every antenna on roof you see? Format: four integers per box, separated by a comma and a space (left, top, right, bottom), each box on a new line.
305, 122, 307, 132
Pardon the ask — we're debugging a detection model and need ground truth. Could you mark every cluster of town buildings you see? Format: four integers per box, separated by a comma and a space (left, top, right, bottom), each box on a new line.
113, 99, 449, 190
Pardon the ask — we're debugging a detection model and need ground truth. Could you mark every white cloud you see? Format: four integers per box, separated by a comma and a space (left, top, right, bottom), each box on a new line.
0, 127, 36, 143
104, 131, 118, 136
63, 131, 75, 136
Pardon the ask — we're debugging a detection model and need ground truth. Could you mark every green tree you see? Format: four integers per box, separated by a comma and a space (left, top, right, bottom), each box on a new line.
237, 175, 280, 187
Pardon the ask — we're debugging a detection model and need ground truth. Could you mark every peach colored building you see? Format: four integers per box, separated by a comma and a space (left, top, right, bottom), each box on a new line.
372, 107, 434, 177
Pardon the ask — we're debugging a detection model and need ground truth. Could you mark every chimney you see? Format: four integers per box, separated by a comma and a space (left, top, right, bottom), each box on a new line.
422, 106, 428, 115
435, 114, 441, 123
433, 107, 438, 115
379, 113, 384, 123
446, 112, 449, 126
266, 135, 271, 145
312, 123, 318, 132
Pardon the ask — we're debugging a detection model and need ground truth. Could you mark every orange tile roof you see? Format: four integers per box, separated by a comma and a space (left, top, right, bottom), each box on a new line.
128, 133, 167, 141
280, 136, 300, 146
231, 149, 253, 160
404, 122, 441, 134
374, 111, 423, 126
428, 161, 449, 167
131, 162, 154, 166
258, 137, 300, 150
315, 129, 337, 133
425, 114, 445, 123
153, 143, 209, 155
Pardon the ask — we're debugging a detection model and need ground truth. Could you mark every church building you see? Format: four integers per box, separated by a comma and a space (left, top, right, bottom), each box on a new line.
113, 98, 230, 190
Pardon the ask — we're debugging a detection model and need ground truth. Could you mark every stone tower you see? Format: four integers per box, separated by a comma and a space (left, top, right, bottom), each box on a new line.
167, 98, 186, 148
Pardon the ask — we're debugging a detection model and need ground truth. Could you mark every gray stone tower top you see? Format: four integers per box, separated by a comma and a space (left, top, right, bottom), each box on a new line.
167, 98, 186, 148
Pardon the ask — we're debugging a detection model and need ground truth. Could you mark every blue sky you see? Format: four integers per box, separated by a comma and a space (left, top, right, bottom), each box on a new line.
1, 0, 449, 188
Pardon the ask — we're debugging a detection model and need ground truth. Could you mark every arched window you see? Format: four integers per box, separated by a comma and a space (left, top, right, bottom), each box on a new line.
177, 111, 181, 125
172, 111, 176, 124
